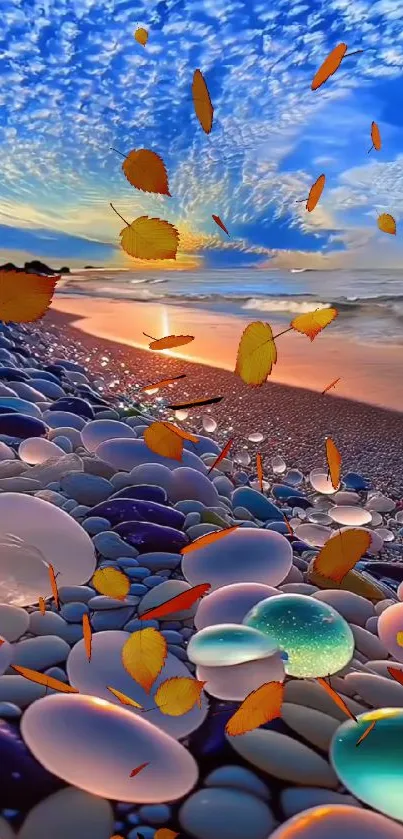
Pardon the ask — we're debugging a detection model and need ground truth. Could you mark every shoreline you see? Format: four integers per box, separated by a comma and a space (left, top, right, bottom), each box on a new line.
44, 308, 403, 496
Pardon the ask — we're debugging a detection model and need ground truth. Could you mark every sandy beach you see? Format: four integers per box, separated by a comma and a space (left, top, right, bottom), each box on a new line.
45, 306, 403, 496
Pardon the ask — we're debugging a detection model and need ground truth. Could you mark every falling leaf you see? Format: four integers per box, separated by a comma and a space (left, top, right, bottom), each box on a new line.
92, 567, 130, 600
311, 43, 348, 90
161, 422, 199, 443
312, 529, 371, 584
290, 307, 338, 341
107, 686, 144, 709
316, 678, 357, 721
141, 374, 186, 393
122, 149, 170, 196
368, 121, 381, 153
148, 335, 194, 350
321, 377, 341, 395
256, 452, 264, 492
111, 206, 179, 261
38, 597, 46, 615
83, 613, 92, 662
235, 321, 277, 386
154, 676, 206, 715
192, 69, 214, 133
397, 632, 403, 647
134, 27, 148, 46
0, 270, 58, 324
225, 681, 284, 736
356, 720, 376, 746
140, 583, 211, 620
325, 437, 341, 490
12, 665, 79, 693
154, 830, 179, 839
212, 214, 229, 236
388, 666, 403, 685
48, 563, 60, 610
121, 628, 168, 693
130, 762, 149, 778
207, 438, 234, 474
144, 422, 184, 461
305, 174, 326, 212
377, 213, 396, 236
167, 396, 224, 410
181, 526, 239, 555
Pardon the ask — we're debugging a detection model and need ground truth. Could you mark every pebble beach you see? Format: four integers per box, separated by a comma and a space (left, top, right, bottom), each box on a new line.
0, 311, 403, 839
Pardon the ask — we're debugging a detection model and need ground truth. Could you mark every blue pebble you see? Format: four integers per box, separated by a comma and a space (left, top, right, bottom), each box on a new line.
0, 702, 21, 719
343, 472, 371, 491
62, 499, 76, 512
44, 667, 68, 682
292, 540, 316, 554
97, 560, 117, 568
180, 628, 194, 639
59, 624, 84, 644
127, 812, 141, 825
265, 521, 289, 534
116, 557, 140, 568
167, 644, 188, 661
124, 618, 160, 632
143, 575, 165, 588
125, 567, 150, 579
70, 505, 92, 519
60, 602, 89, 623
128, 825, 155, 839
129, 583, 148, 596
116, 803, 134, 813
91, 607, 135, 631
161, 630, 184, 644
82, 517, 111, 535
137, 804, 172, 824
160, 621, 182, 630
174, 500, 205, 514
184, 511, 201, 529
232, 487, 284, 521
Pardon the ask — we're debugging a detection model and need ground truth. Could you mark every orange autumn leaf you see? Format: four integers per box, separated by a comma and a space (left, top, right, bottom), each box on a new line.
12, 665, 79, 693
0, 270, 58, 323
106, 686, 143, 709
311, 43, 348, 90
377, 213, 396, 235
130, 762, 149, 778
368, 121, 381, 153
111, 205, 179, 261
134, 27, 148, 46
256, 452, 264, 492
212, 214, 229, 236
207, 438, 234, 474
325, 437, 341, 490
312, 528, 372, 584
154, 831, 179, 839
83, 613, 92, 662
321, 377, 341, 395
290, 307, 338, 341
140, 582, 211, 620
121, 628, 167, 693
141, 374, 186, 393
356, 720, 376, 746
283, 513, 294, 535
235, 321, 277, 385
38, 597, 46, 615
316, 677, 357, 721
192, 69, 214, 134
122, 149, 170, 196
387, 666, 403, 685
144, 421, 184, 461
161, 422, 199, 443
306, 174, 326, 212
48, 563, 60, 610
149, 334, 194, 351
154, 676, 206, 715
181, 525, 239, 555
396, 632, 403, 647
92, 566, 130, 600
225, 681, 284, 736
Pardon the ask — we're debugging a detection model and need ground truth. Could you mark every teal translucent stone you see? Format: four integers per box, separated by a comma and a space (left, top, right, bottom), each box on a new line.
243, 593, 354, 678
330, 708, 403, 822
187, 623, 279, 667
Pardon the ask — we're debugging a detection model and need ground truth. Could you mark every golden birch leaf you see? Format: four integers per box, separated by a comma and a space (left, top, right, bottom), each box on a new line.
121, 627, 168, 693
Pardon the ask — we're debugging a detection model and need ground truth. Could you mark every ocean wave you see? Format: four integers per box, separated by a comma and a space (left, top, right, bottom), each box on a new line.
242, 298, 331, 314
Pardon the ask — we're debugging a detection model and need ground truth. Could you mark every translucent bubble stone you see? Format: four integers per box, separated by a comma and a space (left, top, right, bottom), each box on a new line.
21, 693, 198, 803
81, 419, 136, 453
187, 623, 279, 667
244, 593, 354, 678
328, 506, 372, 526
194, 582, 280, 630
18, 437, 65, 465
377, 602, 403, 662
270, 804, 403, 839
330, 709, 403, 823
197, 652, 285, 701
309, 469, 337, 495
248, 433, 264, 443
202, 415, 217, 433
271, 456, 286, 474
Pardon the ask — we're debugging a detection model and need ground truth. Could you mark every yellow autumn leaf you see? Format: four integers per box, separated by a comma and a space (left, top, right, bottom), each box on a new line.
325, 437, 341, 490
396, 632, 403, 647
162, 422, 199, 443
154, 676, 206, 715
290, 307, 338, 341
121, 628, 167, 693
378, 213, 396, 235
0, 270, 58, 323
225, 681, 284, 736
92, 567, 130, 600
312, 528, 371, 584
235, 321, 277, 386
110, 205, 179, 260
144, 421, 184, 461
107, 686, 143, 709
134, 27, 148, 46
122, 149, 170, 196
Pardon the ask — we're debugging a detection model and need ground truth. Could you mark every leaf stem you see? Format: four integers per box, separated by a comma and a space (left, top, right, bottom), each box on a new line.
343, 50, 364, 58
143, 332, 158, 341
110, 203, 129, 226
110, 147, 127, 158
272, 326, 293, 340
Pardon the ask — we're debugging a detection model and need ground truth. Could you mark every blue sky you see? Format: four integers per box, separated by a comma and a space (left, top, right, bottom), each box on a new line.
1, 0, 403, 270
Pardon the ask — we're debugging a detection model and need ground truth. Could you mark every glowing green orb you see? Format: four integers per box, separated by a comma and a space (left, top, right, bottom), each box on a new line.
243, 593, 354, 678
330, 708, 403, 823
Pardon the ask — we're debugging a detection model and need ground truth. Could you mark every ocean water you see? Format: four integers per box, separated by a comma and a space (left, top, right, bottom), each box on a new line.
57, 268, 403, 345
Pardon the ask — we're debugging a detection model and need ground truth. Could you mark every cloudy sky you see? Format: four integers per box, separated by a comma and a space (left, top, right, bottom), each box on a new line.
1, 0, 403, 270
